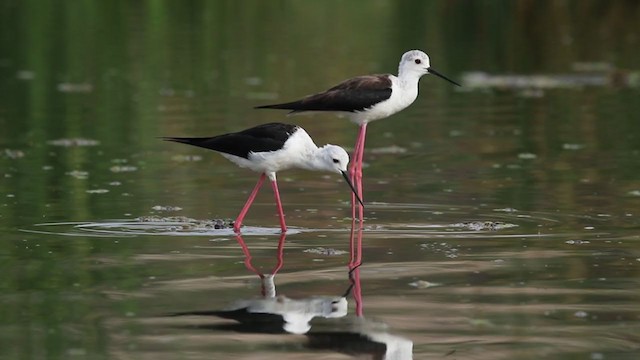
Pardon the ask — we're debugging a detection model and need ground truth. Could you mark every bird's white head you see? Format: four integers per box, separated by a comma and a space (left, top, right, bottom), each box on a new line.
398, 49, 461, 86
398, 50, 431, 78
318, 145, 350, 173
312, 145, 364, 207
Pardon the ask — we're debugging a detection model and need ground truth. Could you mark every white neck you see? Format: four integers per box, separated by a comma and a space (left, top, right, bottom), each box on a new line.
283, 128, 325, 171
299, 147, 329, 172
397, 68, 422, 88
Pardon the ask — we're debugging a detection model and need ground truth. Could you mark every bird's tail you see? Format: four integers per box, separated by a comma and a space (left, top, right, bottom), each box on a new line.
254, 102, 305, 115
161, 136, 199, 145
254, 103, 291, 110
161, 136, 220, 149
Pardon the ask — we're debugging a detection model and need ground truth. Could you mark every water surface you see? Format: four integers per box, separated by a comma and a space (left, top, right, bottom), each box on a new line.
1, 1, 640, 359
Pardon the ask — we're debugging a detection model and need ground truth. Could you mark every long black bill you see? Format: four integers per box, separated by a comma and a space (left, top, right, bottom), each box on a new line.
341, 171, 364, 208
427, 67, 461, 87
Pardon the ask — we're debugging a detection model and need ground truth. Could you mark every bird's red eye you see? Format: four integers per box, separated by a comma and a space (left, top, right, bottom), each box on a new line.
414, 59, 422, 64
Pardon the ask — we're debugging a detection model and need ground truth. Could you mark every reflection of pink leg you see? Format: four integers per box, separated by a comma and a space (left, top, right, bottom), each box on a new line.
349, 216, 357, 265
348, 223, 364, 316
234, 173, 266, 233
272, 232, 286, 274
348, 221, 363, 269
352, 266, 363, 317
234, 233, 260, 275
270, 179, 287, 233
235, 233, 287, 297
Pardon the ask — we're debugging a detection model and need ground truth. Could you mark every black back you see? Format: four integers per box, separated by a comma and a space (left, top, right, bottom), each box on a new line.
255, 75, 393, 113
163, 123, 299, 159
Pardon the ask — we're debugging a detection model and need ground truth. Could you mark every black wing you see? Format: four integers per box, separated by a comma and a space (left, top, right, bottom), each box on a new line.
255, 75, 393, 113
163, 123, 299, 159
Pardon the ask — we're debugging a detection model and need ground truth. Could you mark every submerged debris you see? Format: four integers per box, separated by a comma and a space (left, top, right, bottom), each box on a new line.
565, 240, 590, 245
463, 72, 606, 89
369, 145, 408, 155
16, 70, 35, 80
57, 83, 94, 93
452, 221, 518, 231
151, 205, 183, 212
86, 189, 109, 194
66, 170, 89, 179
574, 310, 589, 318
137, 215, 192, 223
109, 165, 138, 173
462, 69, 640, 90
562, 143, 585, 150
171, 154, 203, 162
571, 62, 613, 72
303, 247, 347, 256
135, 215, 233, 230
409, 280, 441, 289
494, 208, 518, 213
518, 152, 537, 160
420, 242, 461, 258
48, 138, 100, 147
3, 149, 25, 159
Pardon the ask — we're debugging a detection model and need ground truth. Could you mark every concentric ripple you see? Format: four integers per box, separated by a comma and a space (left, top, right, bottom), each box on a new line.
18, 203, 613, 239
20, 216, 301, 237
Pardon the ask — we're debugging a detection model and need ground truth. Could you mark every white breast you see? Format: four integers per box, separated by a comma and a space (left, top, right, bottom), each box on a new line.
349, 76, 418, 125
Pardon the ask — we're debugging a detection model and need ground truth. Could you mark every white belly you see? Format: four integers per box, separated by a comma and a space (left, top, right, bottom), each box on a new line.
219, 129, 317, 178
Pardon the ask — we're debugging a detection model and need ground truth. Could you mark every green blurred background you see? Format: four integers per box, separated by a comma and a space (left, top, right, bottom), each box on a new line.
1, 1, 640, 359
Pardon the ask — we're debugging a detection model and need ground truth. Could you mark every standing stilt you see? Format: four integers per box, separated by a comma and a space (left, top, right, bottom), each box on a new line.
164, 123, 362, 231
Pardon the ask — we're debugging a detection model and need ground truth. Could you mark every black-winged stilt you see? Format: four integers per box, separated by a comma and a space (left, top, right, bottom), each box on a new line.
255, 50, 460, 222
163, 122, 363, 233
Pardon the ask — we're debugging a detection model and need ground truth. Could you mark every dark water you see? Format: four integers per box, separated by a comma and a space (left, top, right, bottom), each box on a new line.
2, 1, 640, 359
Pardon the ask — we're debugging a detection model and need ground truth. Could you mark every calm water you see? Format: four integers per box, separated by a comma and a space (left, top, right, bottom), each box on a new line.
1, 1, 640, 359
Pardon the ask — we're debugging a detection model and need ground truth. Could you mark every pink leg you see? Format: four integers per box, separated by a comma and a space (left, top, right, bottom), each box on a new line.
350, 124, 367, 224
349, 129, 363, 180
234, 173, 266, 233
349, 140, 360, 224
270, 178, 287, 233
349, 138, 362, 219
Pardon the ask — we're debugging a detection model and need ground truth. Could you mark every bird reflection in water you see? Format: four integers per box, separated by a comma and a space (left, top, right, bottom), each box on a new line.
305, 224, 414, 360
168, 226, 413, 359
170, 233, 348, 334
